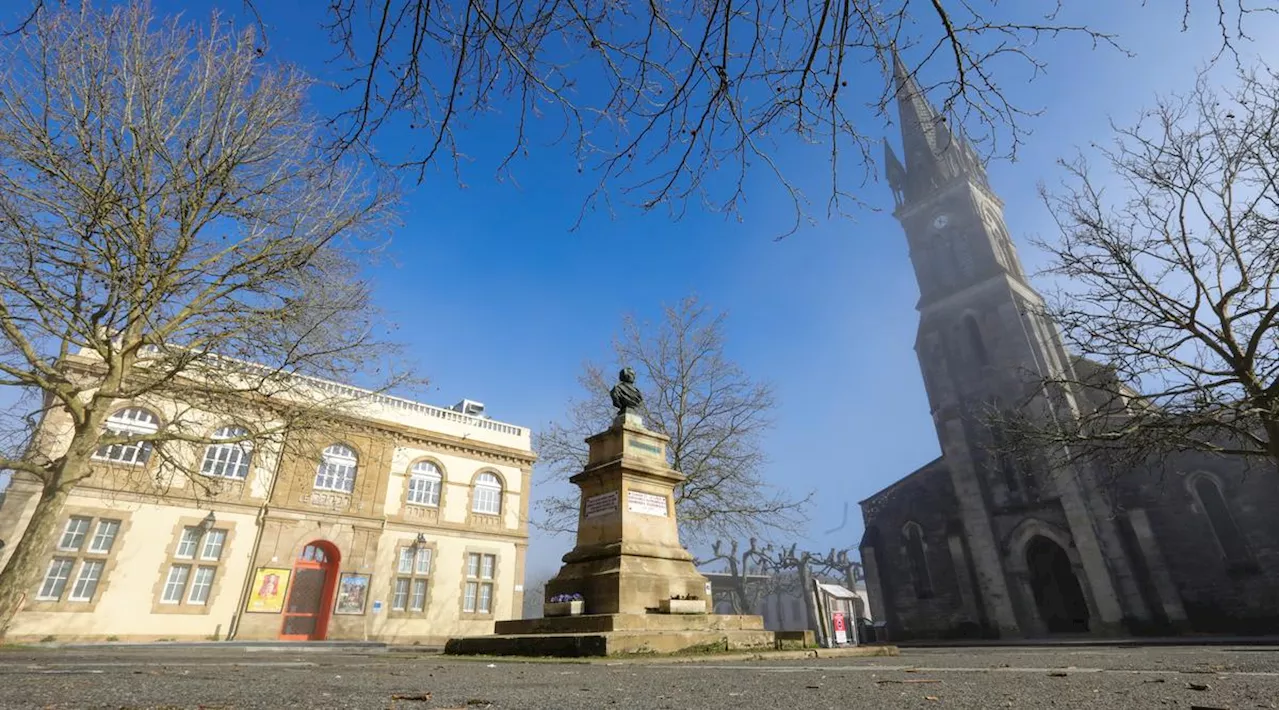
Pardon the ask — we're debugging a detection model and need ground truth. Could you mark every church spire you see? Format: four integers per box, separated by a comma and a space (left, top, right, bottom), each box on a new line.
886, 48, 989, 208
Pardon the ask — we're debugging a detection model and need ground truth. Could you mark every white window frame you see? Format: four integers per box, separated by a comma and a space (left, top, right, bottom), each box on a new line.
406, 461, 443, 507
391, 578, 411, 611
471, 473, 503, 515
87, 519, 121, 554
409, 579, 428, 612
58, 517, 92, 551
161, 565, 191, 604
187, 566, 216, 605
463, 552, 496, 615
92, 407, 159, 465
200, 425, 253, 480
67, 560, 105, 602
37, 558, 75, 601
392, 544, 432, 613
175, 527, 202, 559
314, 444, 358, 493
200, 529, 227, 561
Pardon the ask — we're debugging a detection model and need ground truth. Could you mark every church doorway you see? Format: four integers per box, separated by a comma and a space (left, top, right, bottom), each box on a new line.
1025, 536, 1090, 633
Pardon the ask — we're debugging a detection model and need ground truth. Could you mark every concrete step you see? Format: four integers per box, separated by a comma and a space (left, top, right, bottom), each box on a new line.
446, 629, 777, 657
495, 613, 765, 635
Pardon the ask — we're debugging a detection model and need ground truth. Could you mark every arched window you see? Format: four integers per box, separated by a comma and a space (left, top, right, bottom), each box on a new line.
964, 314, 989, 366
407, 460, 443, 507
314, 444, 358, 493
300, 543, 330, 563
200, 425, 253, 479
471, 472, 503, 515
903, 522, 934, 599
1191, 475, 1251, 564
93, 407, 160, 465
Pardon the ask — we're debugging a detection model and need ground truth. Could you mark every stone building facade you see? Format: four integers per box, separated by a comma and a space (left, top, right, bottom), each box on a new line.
858, 56, 1278, 640
0, 348, 536, 644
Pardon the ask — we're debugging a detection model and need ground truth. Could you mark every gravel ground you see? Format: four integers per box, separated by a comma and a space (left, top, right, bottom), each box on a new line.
0, 644, 1274, 709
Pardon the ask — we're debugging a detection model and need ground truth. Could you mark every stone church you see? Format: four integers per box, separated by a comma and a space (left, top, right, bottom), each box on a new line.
857, 56, 1278, 640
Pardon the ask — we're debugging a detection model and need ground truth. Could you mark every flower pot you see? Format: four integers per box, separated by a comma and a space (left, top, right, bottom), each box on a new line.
544, 600, 584, 617
659, 598, 705, 614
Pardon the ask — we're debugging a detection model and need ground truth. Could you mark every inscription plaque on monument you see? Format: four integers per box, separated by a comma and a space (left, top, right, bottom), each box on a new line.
628, 440, 662, 455
626, 490, 668, 517
585, 490, 621, 519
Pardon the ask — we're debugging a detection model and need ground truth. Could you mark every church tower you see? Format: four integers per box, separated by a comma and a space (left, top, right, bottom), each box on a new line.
884, 53, 1153, 636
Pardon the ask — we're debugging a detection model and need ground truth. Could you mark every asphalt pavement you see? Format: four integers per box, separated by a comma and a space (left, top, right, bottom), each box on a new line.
0, 644, 1275, 709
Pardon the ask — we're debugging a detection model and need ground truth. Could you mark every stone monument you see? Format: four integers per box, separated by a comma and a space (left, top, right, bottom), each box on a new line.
445, 368, 776, 656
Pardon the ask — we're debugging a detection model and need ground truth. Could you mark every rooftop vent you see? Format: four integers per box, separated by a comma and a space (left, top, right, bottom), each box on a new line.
451, 399, 486, 418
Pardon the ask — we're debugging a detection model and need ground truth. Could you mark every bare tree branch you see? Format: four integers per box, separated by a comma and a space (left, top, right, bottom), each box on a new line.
0, 2, 408, 637
535, 295, 811, 546
995, 62, 1277, 473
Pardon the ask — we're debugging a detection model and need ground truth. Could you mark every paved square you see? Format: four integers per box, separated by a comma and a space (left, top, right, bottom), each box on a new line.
0, 645, 1275, 709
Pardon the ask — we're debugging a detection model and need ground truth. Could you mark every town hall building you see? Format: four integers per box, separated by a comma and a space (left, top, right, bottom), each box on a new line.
858, 56, 1277, 640
0, 347, 535, 644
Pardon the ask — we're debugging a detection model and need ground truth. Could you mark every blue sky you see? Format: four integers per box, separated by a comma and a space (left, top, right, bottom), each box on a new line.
1, 2, 1275, 581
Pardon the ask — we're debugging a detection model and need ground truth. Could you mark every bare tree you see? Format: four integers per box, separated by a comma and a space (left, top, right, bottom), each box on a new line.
999, 63, 1277, 472
0, 4, 404, 636
536, 296, 810, 546
9, 3, 1271, 235
698, 538, 861, 644
697, 538, 774, 614
306, 0, 1270, 235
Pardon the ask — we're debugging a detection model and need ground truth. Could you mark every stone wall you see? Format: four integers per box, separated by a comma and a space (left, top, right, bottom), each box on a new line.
1115, 451, 1278, 634
860, 459, 984, 639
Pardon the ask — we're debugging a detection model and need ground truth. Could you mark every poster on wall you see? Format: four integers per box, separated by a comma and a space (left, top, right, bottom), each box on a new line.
334, 573, 371, 615
245, 567, 292, 613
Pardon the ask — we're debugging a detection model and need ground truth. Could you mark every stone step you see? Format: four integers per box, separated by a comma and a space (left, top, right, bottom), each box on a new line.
494, 613, 765, 635
445, 629, 778, 657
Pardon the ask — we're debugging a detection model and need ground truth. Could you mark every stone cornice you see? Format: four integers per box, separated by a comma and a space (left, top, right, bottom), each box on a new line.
56, 354, 537, 466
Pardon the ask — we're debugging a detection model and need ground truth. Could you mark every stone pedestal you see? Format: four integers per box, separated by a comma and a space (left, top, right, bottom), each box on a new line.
544, 412, 711, 615
444, 411, 778, 657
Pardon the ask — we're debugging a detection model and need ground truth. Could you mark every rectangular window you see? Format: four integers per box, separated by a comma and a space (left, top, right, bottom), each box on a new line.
157, 523, 231, 611
187, 566, 216, 605
87, 520, 121, 554
200, 530, 226, 561
410, 579, 427, 612
175, 527, 202, 559
37, 513, 127, 606
391, 578, 410, 611
68, 560, 105, 602
58, 517, 92, 551
37, 558, 75, 600
161, 565, 191, 604
463, 552, 496, 615
391, 544, 432, 614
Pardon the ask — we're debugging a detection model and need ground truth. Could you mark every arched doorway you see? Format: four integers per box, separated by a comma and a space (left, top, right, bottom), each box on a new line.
280, 541, 340, 641
1025, 536, 1089, 633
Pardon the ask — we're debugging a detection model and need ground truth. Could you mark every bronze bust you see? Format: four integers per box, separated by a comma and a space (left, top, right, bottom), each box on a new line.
609, 367, 643, 415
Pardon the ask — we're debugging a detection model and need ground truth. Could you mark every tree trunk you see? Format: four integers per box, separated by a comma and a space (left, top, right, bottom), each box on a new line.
798, 559, 826, 647
0, 483, 69, 639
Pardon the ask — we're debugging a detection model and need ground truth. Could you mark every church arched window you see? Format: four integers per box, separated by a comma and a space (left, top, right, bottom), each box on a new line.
903, 522, 934, 599
964, 314, 989, 366
1189, 474, 1251, 565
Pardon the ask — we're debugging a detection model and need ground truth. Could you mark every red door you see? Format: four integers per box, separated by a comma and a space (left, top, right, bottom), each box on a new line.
280, 542, 339, 641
